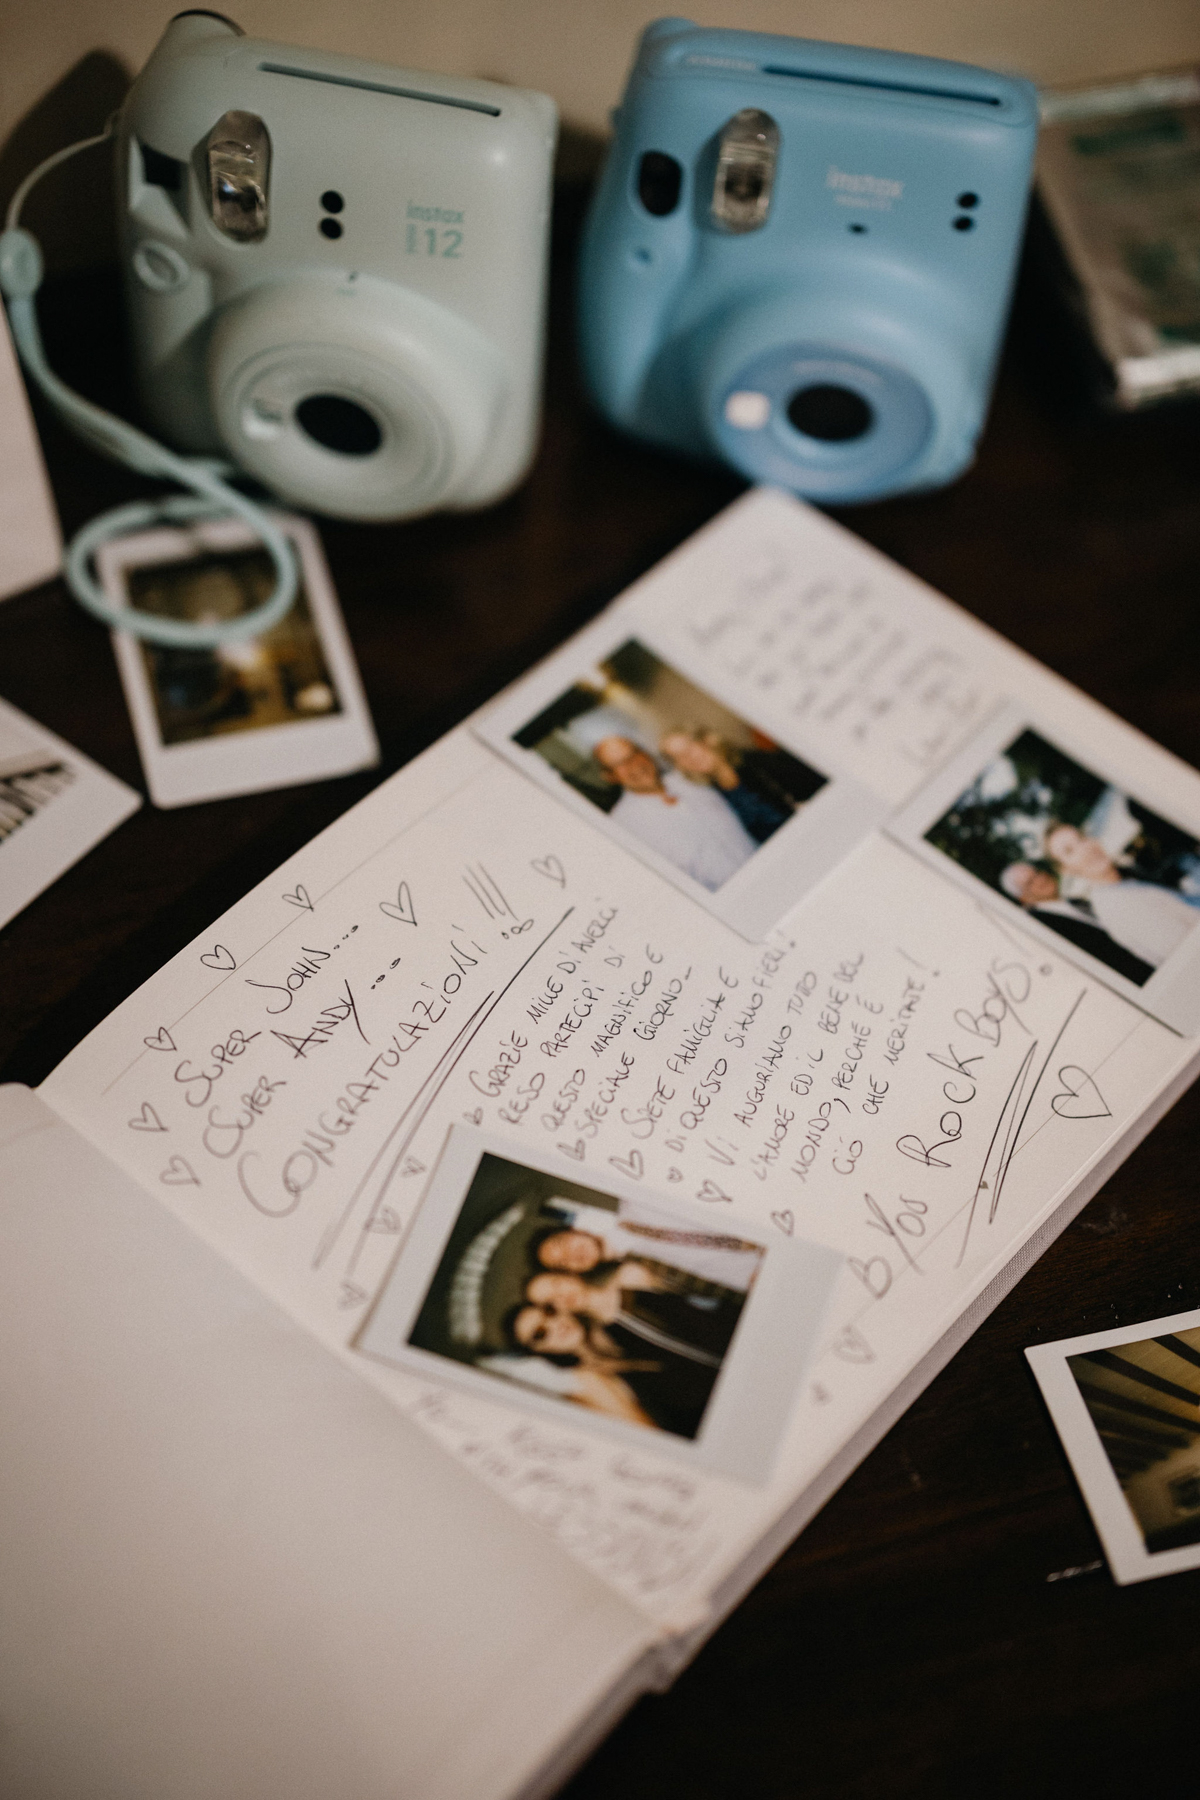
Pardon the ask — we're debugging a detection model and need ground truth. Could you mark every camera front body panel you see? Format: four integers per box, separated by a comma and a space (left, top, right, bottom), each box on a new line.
119, 14, 557, 520
579, 21, 1038, 503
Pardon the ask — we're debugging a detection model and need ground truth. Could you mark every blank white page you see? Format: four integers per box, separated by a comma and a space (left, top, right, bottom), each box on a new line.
0, 1087, 653, 1800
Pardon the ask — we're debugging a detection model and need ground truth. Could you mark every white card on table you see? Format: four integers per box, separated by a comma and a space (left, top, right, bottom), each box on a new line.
0, 309, 60, 602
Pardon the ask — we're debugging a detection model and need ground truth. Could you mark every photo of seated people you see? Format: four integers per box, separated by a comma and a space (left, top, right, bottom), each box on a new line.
511, 638, 827, 892
926, 728, 1200, 986
406, 1151, 767, 1441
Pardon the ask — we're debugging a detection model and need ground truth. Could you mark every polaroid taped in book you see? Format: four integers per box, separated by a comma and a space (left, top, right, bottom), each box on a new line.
891, 704, 1200, 1034
1028, 1307, 1200, 1584
358, 1127, 842, 1483
479, 630, 886, 941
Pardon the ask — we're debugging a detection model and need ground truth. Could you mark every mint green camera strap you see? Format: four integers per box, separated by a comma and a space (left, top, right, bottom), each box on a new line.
0, 130, 298, 649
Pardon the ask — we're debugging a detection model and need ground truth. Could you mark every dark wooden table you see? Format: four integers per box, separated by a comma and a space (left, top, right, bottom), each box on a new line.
4, 191, 1199, 1799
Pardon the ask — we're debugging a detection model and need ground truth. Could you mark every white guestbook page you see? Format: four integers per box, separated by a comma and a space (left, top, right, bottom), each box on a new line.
42, 494, 1199, 1627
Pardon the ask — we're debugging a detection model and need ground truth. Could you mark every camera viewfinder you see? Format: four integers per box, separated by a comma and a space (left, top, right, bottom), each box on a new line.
711, 110, 779, 234
206, 110, 270, 242
637, 151, 683, 216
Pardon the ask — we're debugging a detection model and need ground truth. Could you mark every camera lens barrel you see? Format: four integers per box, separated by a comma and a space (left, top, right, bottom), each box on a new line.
700, 304, 939, 499
207, 275, 507, 521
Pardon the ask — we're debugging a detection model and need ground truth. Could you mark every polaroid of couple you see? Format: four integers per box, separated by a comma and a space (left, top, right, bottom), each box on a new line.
356, 1128, 843, 1483
893, 708, 1200, 1034
475, 633, 886, 941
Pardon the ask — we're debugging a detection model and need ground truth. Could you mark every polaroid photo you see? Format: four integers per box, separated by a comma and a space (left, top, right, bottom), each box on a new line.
1027, 1307, 1200, 1584
889, 703, 1200, 1034
475, 631, 887, 941
357, 1126, 843, 1484
96, 512, 378, 808
0, 694, 140, 929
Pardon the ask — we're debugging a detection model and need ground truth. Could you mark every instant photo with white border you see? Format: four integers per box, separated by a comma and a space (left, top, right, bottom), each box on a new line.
97, 513, 378, 808
1027, 1306, 1200, 1585
889, 702, 1200, 1035
0, 694, 140, 927
475, 620, 886, 943
357, 1126, 843, 1484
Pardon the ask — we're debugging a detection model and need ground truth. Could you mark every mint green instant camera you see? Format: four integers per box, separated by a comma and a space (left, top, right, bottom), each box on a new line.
119, 14, 557, 521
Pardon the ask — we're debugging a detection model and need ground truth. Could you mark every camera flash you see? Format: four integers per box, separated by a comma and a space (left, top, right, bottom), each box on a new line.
711, 109, 779, 235
724, 390, 771, 429
206, 111, 270, 242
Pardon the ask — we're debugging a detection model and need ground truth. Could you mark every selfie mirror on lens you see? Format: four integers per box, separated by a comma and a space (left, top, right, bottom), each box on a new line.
119, 13, 557, 521
579, 21, 1038, 503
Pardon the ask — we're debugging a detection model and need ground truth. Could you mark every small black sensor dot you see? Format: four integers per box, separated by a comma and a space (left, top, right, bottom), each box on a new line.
849, 222, 867, 233
321, 190, 344, 213
320, 217, 343, 239
953, 215, 974, 231
957, 191, 979, 208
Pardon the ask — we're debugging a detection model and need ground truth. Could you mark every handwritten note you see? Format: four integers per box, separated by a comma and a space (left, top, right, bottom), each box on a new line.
41, 724, 1188, 1623
614, 488, 1008, 805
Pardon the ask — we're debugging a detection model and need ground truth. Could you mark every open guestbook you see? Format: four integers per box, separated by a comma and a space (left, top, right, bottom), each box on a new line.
5, 489, 1200, 1799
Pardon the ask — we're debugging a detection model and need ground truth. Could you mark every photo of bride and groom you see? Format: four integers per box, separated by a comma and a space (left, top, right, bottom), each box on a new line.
926, 728, 1200, 986
511, 638, 827, 893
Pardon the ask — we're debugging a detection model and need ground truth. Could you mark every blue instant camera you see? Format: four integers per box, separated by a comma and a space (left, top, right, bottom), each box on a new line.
579, 21, 1038, 503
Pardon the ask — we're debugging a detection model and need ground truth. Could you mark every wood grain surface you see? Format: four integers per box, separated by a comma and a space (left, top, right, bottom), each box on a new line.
3, 189, 1199, 1799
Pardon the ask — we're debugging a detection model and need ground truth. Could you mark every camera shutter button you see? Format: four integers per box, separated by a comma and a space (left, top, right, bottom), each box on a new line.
132, 241, 192, 293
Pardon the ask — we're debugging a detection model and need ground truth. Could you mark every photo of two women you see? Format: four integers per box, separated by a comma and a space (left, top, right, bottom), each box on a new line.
407, 1152, 767, 1442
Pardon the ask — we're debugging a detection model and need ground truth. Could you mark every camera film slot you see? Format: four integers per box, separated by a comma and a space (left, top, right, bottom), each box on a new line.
759, 63, 1006, 108
257, 63, 502, 117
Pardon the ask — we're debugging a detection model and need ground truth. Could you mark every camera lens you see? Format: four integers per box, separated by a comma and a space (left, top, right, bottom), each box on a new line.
786, 384, 874, 442
295, 394, 383, 456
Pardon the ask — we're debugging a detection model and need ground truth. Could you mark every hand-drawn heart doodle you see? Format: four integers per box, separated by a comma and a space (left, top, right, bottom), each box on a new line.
831, 1324, 875, 1365
771, 1209, 795, 1236
282, 884, 313, 912
1051, 1064, 1112, 1121
129, 1102, 166, 1133
367, 1207, 402, 1234
609, 1149, 644, 1180
667, 1167, 683, 1182
531, 855, 566, 887
558, 1140, 585, 1162
379, 882, 417, 926
463, 1108, 483, 1127
696, 1179, 732, 1204
160, 1156, 199, 1186
401, 1157, 426, 1177
144, 1025, 177, 1053
200, 944, 236, 972
339, 1282, 368, 1309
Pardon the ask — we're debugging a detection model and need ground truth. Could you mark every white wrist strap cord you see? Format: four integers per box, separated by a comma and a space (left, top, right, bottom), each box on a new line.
0, 129, 298, 649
